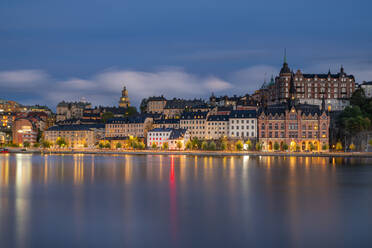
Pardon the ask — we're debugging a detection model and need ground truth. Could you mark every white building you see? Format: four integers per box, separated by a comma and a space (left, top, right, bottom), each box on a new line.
147, 128, 190, 150
360, 81, 372, 98
228, 110, 257, 139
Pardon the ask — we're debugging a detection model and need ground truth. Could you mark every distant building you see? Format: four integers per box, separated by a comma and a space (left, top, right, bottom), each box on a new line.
258, 74, 330, 151
105, 115, 153, 139
45, 124, 105, 148
56, 101, 92, 122
147, 128, 190, 149
0, 131, 6, 144
163, 98, 205, 118
261, 56, 355, 112
228, 110, 257, 139
360, 81, 372, 98
12, 118, 39, 145
153, 118, 180, 129
144, 96, 167, 113
206, 115, 229, 139
118, 86, 130, 108
180, 111, 209, 139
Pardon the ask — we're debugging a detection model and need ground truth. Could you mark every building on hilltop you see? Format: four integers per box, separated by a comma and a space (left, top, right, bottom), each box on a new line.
119, 86, 130, 108
56, 101, 92, 122
264, 56, 355, 112
360, 81, 372, 98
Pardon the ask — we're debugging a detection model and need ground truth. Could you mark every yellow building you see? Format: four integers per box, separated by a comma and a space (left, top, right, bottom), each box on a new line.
44, 124, 105, 148
119, 86, 130, 108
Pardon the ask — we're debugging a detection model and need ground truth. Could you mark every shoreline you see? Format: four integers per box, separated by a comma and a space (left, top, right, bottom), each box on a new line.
4, 148, 372, 158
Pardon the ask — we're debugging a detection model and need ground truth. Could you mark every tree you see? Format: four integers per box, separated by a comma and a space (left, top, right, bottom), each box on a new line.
336, 141, 343, 151
235, 140, 243, 151
104, 143, 111, 149
273, 142, 280, 151
44, 141, 52, 148
209, 141, 216, 150
116, 142, 122, 149
176, 141, 183, 150
162, 142, 169, 150
349, 143, 356, 151
23, 141, 30, 148
33, 143, 40, 148
245, 140, 252, 150
282, 143, 288, 151
322, 144, 329, 151
56, 137, 67, 148
102, 112, 114, 123
191, 137, 200, 149
123, 107, 138, 117
138, 142, 145, 150
221, 141, 228, 151
98, 142, 104, 149
152, 143, 158, 149
369, 139, 372, 147
201, 141, 208, 150
185, 140, 192, 150
350, 88, 366, 107
255, 142, 262, 151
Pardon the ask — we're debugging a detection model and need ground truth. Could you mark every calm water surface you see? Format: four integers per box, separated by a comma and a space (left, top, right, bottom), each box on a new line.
1, 154, 372, 248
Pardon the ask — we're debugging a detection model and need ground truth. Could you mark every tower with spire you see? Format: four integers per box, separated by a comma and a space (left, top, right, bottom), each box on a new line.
119, 85, 130, 108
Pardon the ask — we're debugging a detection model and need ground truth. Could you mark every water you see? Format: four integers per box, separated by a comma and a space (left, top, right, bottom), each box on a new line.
1, 154, 372, 248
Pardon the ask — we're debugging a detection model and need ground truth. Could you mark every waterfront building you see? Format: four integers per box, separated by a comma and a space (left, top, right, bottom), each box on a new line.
0, 99, 22, 113
105, 115, 153, 139
360, 81, 372, 98
206, 115, 229, 139
12, 118, 39, 145
0, 131, 6, 144
228, 110, 257, 139
56, 100, 92, 122
147, 128, 190, 149
258, 74, 330, 151
118, 86, 130, 108
180, 111, 209, 139
45, 124, 105, 148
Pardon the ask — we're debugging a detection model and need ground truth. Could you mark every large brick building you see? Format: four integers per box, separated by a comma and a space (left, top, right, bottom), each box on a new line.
258, 74, 330, 151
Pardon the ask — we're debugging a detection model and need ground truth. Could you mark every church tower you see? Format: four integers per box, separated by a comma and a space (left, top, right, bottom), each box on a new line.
119, 85, 130, 108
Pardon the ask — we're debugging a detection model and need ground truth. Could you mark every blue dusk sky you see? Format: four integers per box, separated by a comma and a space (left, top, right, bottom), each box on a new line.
0, 0, 371, 109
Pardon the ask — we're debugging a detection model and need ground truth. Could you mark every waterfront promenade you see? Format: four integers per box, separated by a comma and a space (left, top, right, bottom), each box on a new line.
5, 147, 372, 158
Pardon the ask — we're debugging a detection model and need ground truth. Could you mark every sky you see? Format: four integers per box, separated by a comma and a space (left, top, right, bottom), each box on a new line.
0, 0, 371, 109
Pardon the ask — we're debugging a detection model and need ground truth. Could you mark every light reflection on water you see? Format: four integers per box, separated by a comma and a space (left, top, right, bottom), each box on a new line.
0, 154, 372, 247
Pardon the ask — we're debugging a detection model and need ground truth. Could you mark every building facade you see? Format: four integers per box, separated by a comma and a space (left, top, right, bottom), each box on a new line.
206, 115, 229, 139
180, 111, 209, 139
56, 101, 92, 122
258, 74, 330, 151
45, 124, 105, 148
147, 128, 190, 150
12, 118, 38, 145
228, 110, 257, 139
105, 115, 153, 139
360, 81, 372, 98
